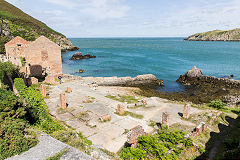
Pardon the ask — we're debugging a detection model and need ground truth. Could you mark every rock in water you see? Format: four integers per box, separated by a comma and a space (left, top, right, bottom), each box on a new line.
185, 66, 203, 78
77, 69, 85, 73
70, 52, 96, 60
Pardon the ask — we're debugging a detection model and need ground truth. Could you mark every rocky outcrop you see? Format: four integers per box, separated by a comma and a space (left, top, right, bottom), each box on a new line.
176, 66, 240, 105
82, 74, 163, 87
185, 28, 240, 41
177, 66, 240, 89
69, 52, 96, 60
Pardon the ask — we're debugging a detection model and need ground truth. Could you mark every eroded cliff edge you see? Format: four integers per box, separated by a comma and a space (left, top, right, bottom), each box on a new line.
185, 28, 240, 41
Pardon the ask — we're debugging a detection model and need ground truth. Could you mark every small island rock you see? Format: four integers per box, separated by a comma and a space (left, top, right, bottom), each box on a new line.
70, 52, 96, 60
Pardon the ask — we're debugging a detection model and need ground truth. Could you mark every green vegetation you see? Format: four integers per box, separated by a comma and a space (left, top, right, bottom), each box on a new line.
120, 128, 195, 160
188, 28, 240, 41
209, 99, 227, 109
13, 78, 92, 154
115, 111, 144, 119
0, 61, 23, 82
14, 78, 63, 133
46, 149, 69, 160
0, 88, 38, 159
0, 0, 67, 53
20, 57, 26, 67
0, 35, 10, 53
0, 61, 92, 159
52, 130, 92, 152
105, 94, 139, 104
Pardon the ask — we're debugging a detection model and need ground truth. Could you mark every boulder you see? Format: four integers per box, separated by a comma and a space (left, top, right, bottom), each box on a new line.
77, 69, 85, 73
70, 52, 96, 60
185, 66, 203, 78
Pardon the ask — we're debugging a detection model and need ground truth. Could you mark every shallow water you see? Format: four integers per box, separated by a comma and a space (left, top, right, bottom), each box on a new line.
62, 38, 240, 91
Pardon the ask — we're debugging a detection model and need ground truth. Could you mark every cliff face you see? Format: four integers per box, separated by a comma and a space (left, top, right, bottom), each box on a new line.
0, 0, 78, 54
185, 28, 240, 41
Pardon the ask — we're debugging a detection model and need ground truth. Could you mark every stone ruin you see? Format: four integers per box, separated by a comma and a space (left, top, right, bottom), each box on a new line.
60, 93, 67, 109
186, 122, 208, 138
99, 114, 111, 122
183, 103, 191, 119
162, 112, 170, 125
127, 125, 147, 148
116, 104, 125, 115
211, 111, 223, 123
40, 84, 46, 98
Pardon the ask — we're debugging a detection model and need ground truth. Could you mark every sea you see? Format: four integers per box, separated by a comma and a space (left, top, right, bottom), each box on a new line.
62, 37, 240, 92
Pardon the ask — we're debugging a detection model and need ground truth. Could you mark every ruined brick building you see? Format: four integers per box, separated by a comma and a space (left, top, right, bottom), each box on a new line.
5, 36, 62, 78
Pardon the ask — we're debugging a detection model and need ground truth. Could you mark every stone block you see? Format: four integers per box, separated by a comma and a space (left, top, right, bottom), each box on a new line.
162, 112, 170, 125
116, 104, 125, 115
30, 77, 38, 84
99, 115, 111, 122
40, 84, 47, 98
60, 93, 67, 109
66, 87, 72, 93
183, 103, 191, 119
44, 76, 56, 85
83, 99, 93, 103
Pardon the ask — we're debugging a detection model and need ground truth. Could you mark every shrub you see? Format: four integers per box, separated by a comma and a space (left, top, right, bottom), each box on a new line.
0, 61, 23, 82
0, 117, 38, 159
120, 148, 146, 160
0, 88, 26, 120
120, 128, 194, 160
14, 78, 63, 133
209, 99, 227, 109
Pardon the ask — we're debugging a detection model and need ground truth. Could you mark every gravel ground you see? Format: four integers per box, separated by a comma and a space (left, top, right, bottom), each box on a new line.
7, 133, 94, 160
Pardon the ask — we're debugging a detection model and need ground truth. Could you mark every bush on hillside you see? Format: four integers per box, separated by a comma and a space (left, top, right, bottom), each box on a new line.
0, 88, 37, 159
14, 78, 63, 133
0, 88, 25, 120
0, 61, 23, 82
120, 129, 194, 160
0, 117, 38, 159
209, 99, 227, 109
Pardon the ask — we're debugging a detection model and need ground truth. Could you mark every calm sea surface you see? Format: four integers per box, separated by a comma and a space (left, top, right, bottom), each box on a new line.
62, 38, 240, 91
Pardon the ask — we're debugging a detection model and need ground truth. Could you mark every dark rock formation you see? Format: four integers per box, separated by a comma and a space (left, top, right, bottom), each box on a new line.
185, 28, 240, 41
177, 66, 240, 89
70, 52, 96, 60
176, 66, 240, 105
77, 69, 85, 73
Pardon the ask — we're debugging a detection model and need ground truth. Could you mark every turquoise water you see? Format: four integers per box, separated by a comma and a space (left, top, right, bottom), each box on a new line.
62, 38, 240, 91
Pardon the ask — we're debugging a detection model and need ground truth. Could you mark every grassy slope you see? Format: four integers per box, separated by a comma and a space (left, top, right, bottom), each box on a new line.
0, 0, 69, 53
190, 28, 240, 40
0, 0, 64, 37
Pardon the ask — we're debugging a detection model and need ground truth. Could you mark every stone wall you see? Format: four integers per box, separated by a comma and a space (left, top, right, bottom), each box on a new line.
127, 125, 147, 148
24, 36, 62, 77
5, 36, 30, 67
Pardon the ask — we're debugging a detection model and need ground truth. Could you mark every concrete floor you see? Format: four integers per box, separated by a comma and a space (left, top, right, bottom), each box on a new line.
45, 79, 199, 153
